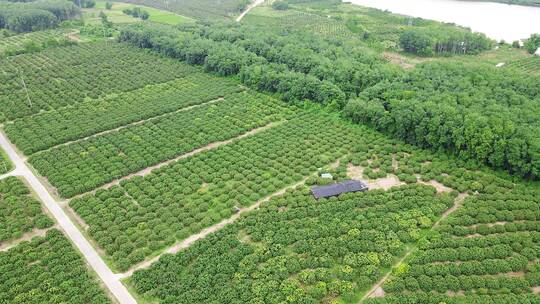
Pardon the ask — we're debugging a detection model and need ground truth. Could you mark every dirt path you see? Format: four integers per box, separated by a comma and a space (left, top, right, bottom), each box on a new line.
75, 120, 284, 198
433, 193, 469, 228
0, 131, 136, 304
121, 174, 312, 278
121, 157, 344, 278
236, 0, 264, 22
33, 98, 224, 156
360, 250, 414, 302
0, 226, 56, 252
360, 191, 469, 302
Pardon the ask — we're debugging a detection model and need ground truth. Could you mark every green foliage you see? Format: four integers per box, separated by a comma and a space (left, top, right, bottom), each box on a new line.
30, 92, 293, 197
122, 6, 149, 20
524, 33, 540, 54
105, 1, 112, 9
0, 177, 53, 243
5, 73, 240, 154
368, 187, 540, 303
70, 113, 361, 270
0, 229, 111, 303
345, 61, 540, 179
0, 0, 80, 33
0, 41, 195, 121
399, 27, 493, 56
118, 22, 397, 108
130, 184, 449, 303
272, 1, 289, 10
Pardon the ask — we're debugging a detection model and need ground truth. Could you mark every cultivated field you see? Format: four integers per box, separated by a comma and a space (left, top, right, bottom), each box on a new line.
1, 0, 540, 303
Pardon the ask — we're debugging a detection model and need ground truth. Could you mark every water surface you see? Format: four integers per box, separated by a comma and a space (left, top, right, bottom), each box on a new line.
347, 0, 540, 41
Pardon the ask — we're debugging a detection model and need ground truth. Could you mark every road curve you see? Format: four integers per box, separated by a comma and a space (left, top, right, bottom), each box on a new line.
236, 0, 264, 22
0, 132, 137, 304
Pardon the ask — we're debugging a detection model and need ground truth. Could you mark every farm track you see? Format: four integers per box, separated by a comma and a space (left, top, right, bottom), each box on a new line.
359, 191, 470, 302
72, 120, 285, 199
121, 157, 345, 277
121, 175, 313, 278
0, 226, 57, 252
236, 0, 264, 22
0, 132, 137, 304
32, 97, 225, 156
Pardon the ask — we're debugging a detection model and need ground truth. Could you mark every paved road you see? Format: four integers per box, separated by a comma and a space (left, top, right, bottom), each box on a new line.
236, 0, 264, 22
0, 132, 136, 304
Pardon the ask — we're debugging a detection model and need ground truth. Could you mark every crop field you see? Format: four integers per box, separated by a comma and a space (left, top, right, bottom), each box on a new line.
506, 56, 540, 75
0, 177, 53, 244
0, 41, 198, 121
0, 176, 111, 302
84, 1, 195, 25
119, 0, 248, 20
126, 124, 527, 303
70, 112, 362, 271
366, 189, 540, 303
0, 229, 111, 303
244, 7, 356, 40
0, 148, 12, 175
130, 184, 453, 303
29, 92, 294, 197
5, 72, 240, 155
0, 29, 71, 56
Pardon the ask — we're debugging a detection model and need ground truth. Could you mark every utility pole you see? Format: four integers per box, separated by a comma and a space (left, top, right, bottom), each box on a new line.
16, 68, 32, 108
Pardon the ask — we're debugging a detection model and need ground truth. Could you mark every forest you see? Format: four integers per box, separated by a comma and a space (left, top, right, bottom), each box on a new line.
118, 21, 540, 179
0, 0, 79, 32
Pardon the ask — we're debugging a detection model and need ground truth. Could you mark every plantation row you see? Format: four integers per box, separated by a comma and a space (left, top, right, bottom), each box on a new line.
0, 29, 70, 56
244, 10, 356, 40
121, 0, 249, 20
0, 148, 12, 175
0, 177, 54, 244
0, 229, 111, 303
70, 113, 361, 271
5, 73, 241, 154
0, 41, 198, 121
130, 184, 453, 303
365, 188, 540, 303
30, 92, 294, 197
507, 56, 540, 75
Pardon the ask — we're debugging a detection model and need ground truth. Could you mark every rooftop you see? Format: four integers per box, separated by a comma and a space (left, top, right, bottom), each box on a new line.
311, 180, 368, 199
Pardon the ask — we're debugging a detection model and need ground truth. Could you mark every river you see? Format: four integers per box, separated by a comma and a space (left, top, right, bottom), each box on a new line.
346, 0, 540, 42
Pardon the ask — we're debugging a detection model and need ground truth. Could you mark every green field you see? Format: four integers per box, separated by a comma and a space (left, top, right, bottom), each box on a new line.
0, 147, 13, 175
84, 1, 194, 25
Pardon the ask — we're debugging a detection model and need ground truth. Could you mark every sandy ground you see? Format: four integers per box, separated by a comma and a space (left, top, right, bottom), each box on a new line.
347, 164, 405, 190
0, 226, 56, 252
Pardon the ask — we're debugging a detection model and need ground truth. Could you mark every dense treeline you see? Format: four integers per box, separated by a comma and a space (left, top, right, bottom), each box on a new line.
399, 27, 492, 56
118, 22, 398, 108
0, 0, 79, 32
118, 22, 540, 179
345, 61, 540, 178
